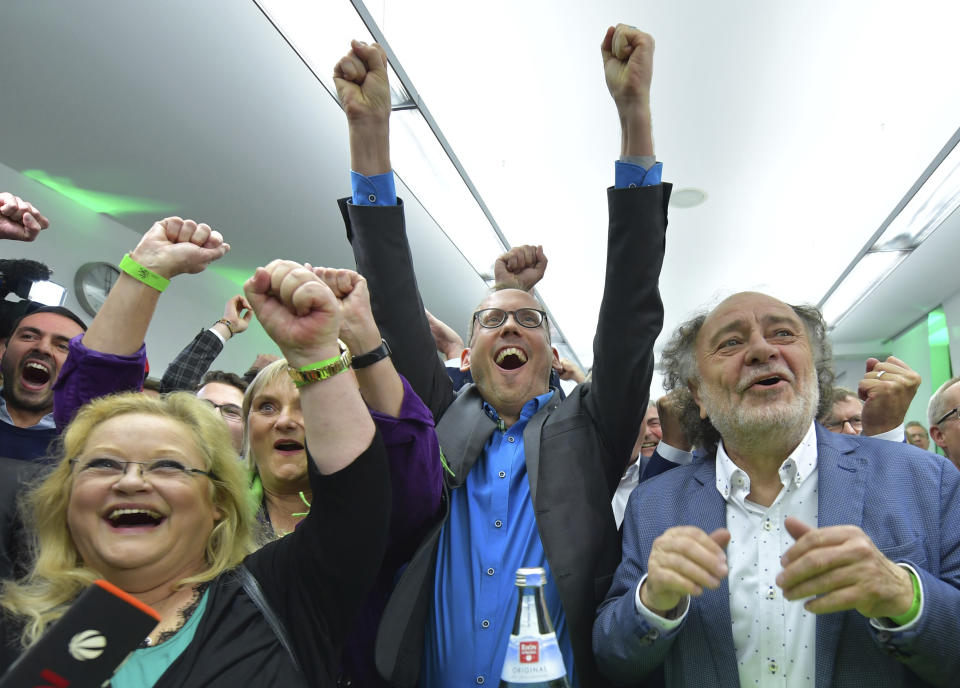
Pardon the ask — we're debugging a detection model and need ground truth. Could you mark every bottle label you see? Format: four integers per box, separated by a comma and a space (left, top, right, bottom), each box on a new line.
500, 632, 566, 683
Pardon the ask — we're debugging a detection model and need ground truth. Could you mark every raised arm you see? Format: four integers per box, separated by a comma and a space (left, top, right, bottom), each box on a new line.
82, 218, 229, 355
243, 261, 390, 677
601, 24, 655, 158
314, 266, 444, 562
314, 266, 403, 416
159, 294, 252, 393
335, 40, 455, 419
585, 25, 670, 493
244, 259, 374, 473
55, 218, 229, 427
425, 309, 464, 361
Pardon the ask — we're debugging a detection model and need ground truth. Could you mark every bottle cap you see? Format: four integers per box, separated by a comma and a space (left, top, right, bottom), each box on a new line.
515, 567, 547, 587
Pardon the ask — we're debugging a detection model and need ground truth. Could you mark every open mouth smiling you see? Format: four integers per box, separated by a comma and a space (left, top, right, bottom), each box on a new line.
106, 508, 165, 529
495, 347, 527, 371
20, 359, 52, 389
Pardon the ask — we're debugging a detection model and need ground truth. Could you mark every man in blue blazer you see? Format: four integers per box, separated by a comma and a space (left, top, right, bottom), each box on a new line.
594, 292, 960, 687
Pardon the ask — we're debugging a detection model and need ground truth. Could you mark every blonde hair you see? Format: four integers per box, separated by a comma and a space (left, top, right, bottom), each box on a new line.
1, 392, 256, 648
240, 358, 291, 474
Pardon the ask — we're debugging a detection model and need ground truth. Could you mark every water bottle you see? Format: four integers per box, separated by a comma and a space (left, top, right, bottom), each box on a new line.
498, 567, 571, 687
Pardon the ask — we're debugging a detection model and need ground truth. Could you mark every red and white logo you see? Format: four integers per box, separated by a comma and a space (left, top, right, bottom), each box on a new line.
519, 641, 539, 663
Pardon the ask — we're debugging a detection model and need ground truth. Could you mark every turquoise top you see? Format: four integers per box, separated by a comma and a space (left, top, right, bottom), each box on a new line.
111, 589, 209, 687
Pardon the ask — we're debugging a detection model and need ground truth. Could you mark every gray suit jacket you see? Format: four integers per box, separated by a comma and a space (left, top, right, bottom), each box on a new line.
594, 425, 960, 687
340, 183, 671, 688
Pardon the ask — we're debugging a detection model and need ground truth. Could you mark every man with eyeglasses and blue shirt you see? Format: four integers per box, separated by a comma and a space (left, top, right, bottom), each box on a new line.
928, 376, 960, 470
334, 23, 668, 688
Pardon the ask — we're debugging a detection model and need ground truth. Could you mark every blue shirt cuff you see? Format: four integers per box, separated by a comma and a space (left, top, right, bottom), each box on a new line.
615, 160, 663, 189
351, 170, 397, 206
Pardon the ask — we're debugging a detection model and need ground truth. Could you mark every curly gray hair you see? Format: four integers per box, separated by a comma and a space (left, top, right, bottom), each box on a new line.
659, 300, 835, 450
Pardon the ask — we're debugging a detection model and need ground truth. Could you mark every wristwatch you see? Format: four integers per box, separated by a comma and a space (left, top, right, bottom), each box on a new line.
287, 346, 352, 388
351, 338, 392, 369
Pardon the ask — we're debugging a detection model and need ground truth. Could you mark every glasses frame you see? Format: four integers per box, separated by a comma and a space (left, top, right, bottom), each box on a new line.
200, 399, 243, 422
472, 307, 547, 330
69, 458, 213, 480
936, 406, 960, 426
823, 416, 863, 431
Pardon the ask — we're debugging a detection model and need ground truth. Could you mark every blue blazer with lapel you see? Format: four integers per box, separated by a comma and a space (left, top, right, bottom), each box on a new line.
594, 424, 960, 687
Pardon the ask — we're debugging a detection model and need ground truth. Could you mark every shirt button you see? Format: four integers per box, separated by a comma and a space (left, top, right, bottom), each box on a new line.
476, 677, 485, 684
507, 436, 515, 443
367, 194, 377, 203
765, 586, 776, 600
486, 567, 495, 576
481, 619, 490, 628
498, 471, 506, 478
494, 520, 503, 528
768, 660, 778, 674
763, 519, 773, 531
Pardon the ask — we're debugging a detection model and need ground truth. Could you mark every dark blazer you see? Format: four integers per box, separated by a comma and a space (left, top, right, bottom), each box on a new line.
594, 425, 960, 688
340, 183, 671, 688
0, 457, 44, 580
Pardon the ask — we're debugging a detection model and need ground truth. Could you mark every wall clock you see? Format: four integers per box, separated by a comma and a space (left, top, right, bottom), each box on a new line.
74, 262, 120, 317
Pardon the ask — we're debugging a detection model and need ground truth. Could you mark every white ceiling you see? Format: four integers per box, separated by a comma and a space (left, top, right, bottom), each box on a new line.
4, 0, 960, 397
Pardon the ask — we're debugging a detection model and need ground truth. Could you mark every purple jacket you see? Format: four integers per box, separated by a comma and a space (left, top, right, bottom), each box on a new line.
53, 335, 147, 430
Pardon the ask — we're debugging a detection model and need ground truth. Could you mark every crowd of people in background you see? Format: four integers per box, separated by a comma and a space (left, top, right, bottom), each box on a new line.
0, 22, 957, 688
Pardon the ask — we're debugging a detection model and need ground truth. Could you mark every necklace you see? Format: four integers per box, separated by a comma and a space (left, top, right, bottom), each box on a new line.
138, 582, 209, 649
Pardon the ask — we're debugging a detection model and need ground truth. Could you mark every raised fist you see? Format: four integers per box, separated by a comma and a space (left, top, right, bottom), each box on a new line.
0, 192, 49, 242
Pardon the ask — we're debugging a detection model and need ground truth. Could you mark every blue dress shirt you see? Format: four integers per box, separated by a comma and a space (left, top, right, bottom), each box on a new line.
350, 158, 663, 687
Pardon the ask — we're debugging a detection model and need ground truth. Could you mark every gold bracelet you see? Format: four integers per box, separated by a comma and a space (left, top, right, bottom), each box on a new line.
286, 343, 352, 388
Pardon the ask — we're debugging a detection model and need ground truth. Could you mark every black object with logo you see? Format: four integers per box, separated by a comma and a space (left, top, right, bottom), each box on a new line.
0, 579, 159, 688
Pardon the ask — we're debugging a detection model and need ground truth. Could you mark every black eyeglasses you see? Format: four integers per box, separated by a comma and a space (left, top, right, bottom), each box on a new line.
473, 307, 547, 329
824, 416, 862, 432
936, 406, 960, 426
69, 457, 213, 481
201, 399, 243, 422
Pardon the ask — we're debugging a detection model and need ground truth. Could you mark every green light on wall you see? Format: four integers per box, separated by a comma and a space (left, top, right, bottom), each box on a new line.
208, 265, 253, 290
22, 170, 176, 215
928, 308, 950, 347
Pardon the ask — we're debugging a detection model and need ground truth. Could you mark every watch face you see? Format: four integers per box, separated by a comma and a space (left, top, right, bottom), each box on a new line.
74, 262, 121, 317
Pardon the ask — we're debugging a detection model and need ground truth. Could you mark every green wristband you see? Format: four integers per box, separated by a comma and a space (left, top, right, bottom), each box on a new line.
119, 254, 170, 293
888, 567, 921, 626
298, 353, 344, 371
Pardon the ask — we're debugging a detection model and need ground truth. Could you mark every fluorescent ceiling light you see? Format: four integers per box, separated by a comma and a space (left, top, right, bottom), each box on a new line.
873, 138, 960, 250
254, 0, 508, 277
820, 250, 908, 325
255, 0, 413, 108
390, 109, 504, 272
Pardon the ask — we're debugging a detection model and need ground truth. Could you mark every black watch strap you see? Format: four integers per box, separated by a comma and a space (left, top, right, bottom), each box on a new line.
351, 338, 392, 369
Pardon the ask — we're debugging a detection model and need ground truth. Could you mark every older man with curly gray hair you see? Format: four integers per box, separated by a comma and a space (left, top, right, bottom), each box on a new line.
595, 291, 960, 688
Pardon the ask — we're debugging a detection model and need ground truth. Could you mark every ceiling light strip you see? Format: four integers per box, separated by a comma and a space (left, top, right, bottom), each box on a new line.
818, 124, 960, 325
